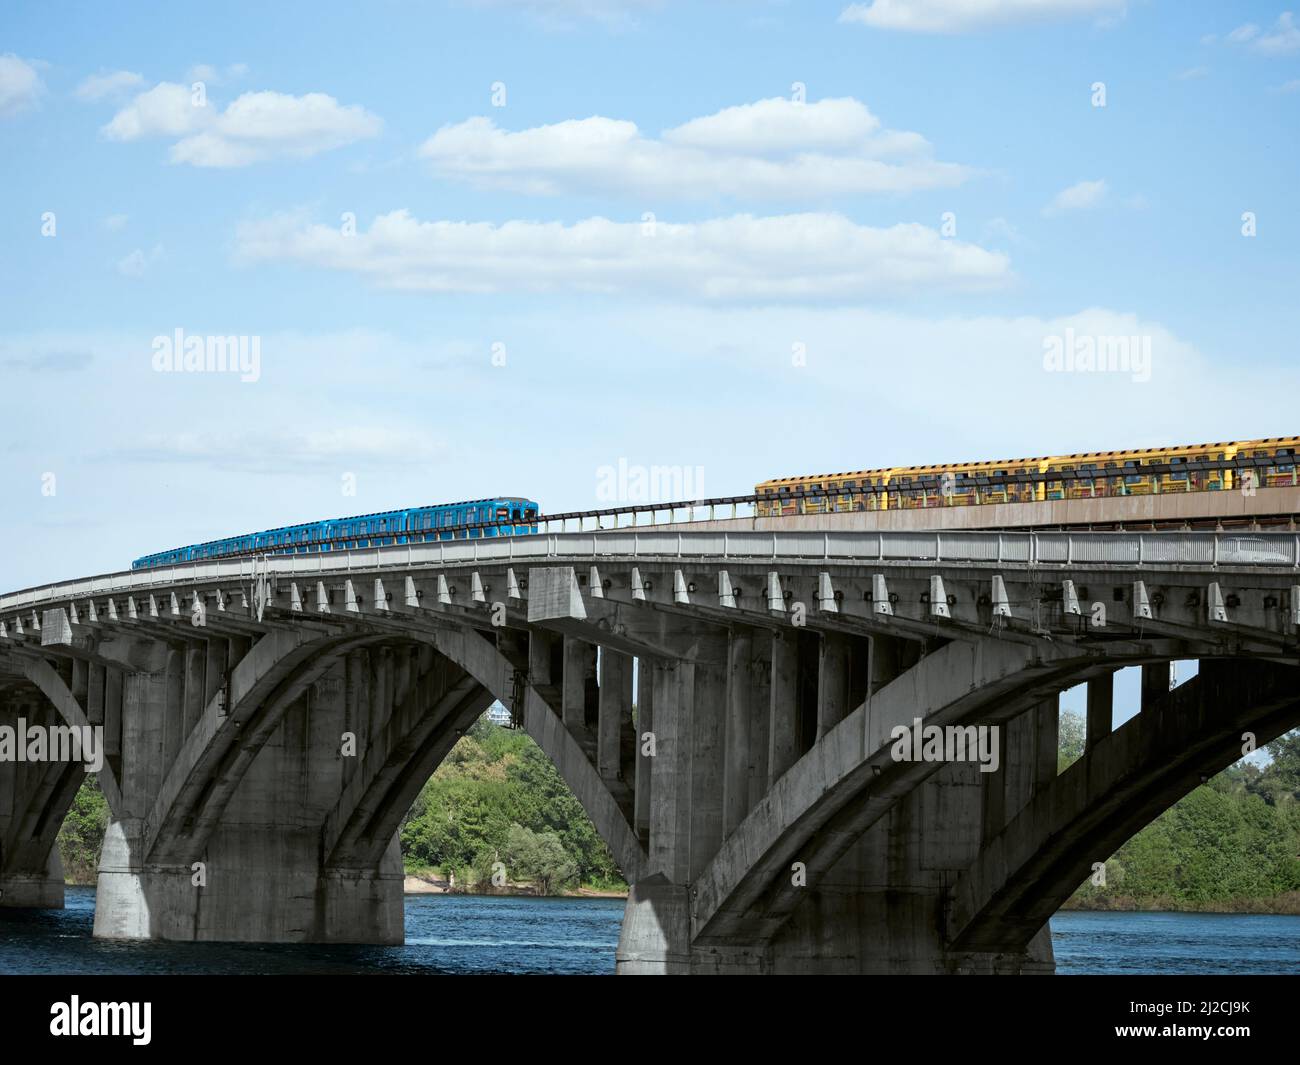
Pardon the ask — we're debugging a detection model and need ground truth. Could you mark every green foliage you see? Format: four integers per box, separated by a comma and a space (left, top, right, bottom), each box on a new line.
1058, 710, 1086, 772
502, 824, 578, 895
56, 776, 109, 885
1067, 728, 1300, 909
400, 717, 625, 891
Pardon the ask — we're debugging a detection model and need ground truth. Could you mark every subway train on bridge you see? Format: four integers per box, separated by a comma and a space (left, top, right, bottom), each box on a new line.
131, 497, 540, 571
756, 436, 1300, 516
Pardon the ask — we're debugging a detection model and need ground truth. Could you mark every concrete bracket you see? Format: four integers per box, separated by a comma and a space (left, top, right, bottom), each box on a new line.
1207, 581, 1228, 624
929, 575, 950, 619
818, 571, 839, 614
718, 570, 736, 609
872, 574, 894, 616
1132, 580, 1153, 621
674, 570, 690, 605
767, 571, 786, 613
1063, 580, 1081, 616
991, 576, 1011, 618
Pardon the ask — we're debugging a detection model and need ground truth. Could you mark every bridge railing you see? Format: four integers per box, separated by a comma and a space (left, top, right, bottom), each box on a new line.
5, 529, 1300, 614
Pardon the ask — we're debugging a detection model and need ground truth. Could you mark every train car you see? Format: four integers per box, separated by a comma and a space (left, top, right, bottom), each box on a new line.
756, 468, 891, 517
131, 496, 539, 570
756, 436, 1300, 516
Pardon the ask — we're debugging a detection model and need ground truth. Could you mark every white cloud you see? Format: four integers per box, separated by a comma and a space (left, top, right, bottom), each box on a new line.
839, 0, 1126, 33
74, 70, 145, 102
1255, 11, 1300, 54
103, 213, 129, 231
102, 81, 212, 140
1278, 78, 1300, 92
1175, 66, 1209, 80
235, 209, 1011, 302
116, 245, 164, 277
0, 54, 42, 117
418, 97, 969, 199
1228, 13, 1300, 54
1044, 178, 1108, 215
102, 84, 381, 166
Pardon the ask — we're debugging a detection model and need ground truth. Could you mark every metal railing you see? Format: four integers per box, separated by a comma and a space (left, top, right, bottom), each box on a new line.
5, 529, 1300, 615
125, 451, 1299, 570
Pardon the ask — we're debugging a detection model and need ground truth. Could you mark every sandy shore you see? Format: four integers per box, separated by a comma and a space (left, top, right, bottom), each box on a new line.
402, 874, 627, 898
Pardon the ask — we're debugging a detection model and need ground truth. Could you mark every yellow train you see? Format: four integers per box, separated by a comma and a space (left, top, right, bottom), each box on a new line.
755, 437, 1300, 515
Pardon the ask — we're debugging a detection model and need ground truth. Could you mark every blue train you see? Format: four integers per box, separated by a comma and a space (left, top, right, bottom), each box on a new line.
131, 496, 540, 570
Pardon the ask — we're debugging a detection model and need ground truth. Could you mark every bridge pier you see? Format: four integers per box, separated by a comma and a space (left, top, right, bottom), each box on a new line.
0, 848, 65, 909
91, 642, 413, 943
93, 817, 403, 942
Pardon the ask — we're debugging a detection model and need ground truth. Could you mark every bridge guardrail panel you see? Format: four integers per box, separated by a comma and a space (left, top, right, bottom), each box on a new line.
826, 532, 881, 559
722, 531, 781, 557
883, 533, 940, 560
1031, 534, 1069, 564
1139, 534, 1216, 565
774, 533, 829, 559
1217, 536, 1296, 566
1069, 536, 1141, 564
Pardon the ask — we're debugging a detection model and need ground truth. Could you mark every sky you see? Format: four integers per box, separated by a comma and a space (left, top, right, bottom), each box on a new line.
1, 0, 1299, 595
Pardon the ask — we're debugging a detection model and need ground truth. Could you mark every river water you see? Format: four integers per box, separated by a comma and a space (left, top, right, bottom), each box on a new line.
1, 887, 1297, 974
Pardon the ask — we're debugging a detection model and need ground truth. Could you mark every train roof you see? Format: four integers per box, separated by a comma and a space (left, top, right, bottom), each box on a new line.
140, 496, 539, 556
756, 438, 1297, 486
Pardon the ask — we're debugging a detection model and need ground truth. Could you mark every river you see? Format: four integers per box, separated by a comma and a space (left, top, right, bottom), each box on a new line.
1, 888, 1297, 974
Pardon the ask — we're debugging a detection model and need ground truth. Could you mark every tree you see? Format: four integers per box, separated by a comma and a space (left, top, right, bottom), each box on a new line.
1058, 711, 1086, 772
502, 824, 577, 896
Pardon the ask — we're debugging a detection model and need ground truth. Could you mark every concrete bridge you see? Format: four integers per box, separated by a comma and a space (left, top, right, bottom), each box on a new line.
2, 522, 1299, 973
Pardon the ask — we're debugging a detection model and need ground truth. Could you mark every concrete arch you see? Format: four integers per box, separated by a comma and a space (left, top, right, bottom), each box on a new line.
144, 629, 383, 863
692, 638, 1189, 947
19, 656, 123, 818
949, 658, 1300, 953
0, 655, 125, 907
415, 625, 648, 883
323, 650, 492, 869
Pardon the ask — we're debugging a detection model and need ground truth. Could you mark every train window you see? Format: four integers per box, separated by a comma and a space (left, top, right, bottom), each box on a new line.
497, 507, 509, 519
525, 508, 536, 520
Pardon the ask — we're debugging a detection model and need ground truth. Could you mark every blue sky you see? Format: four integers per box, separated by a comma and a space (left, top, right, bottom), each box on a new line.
2, 0, 1299, 593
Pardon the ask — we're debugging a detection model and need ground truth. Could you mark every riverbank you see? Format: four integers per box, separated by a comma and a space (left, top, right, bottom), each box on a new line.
402, 873, 627, 899
1062, 891, 1300, 916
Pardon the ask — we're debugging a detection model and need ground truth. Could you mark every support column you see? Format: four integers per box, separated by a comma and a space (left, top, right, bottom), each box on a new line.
1086, 671, 1113, 752
723, 627, 753, 837
1035, 695, 1059, 791
562, 635, 595, 735
597, 649, 632, 785
633, 656, 654, 840
1141, 662, 1171, 712
768, 631, 799, 786
816, 632, 852, 739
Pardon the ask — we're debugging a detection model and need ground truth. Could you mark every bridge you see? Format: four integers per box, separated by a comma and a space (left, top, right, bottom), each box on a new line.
2, 488, 1299, 973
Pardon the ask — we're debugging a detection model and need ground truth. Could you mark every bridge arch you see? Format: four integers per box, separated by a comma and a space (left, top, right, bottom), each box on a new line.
948, 658, 1300, 954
